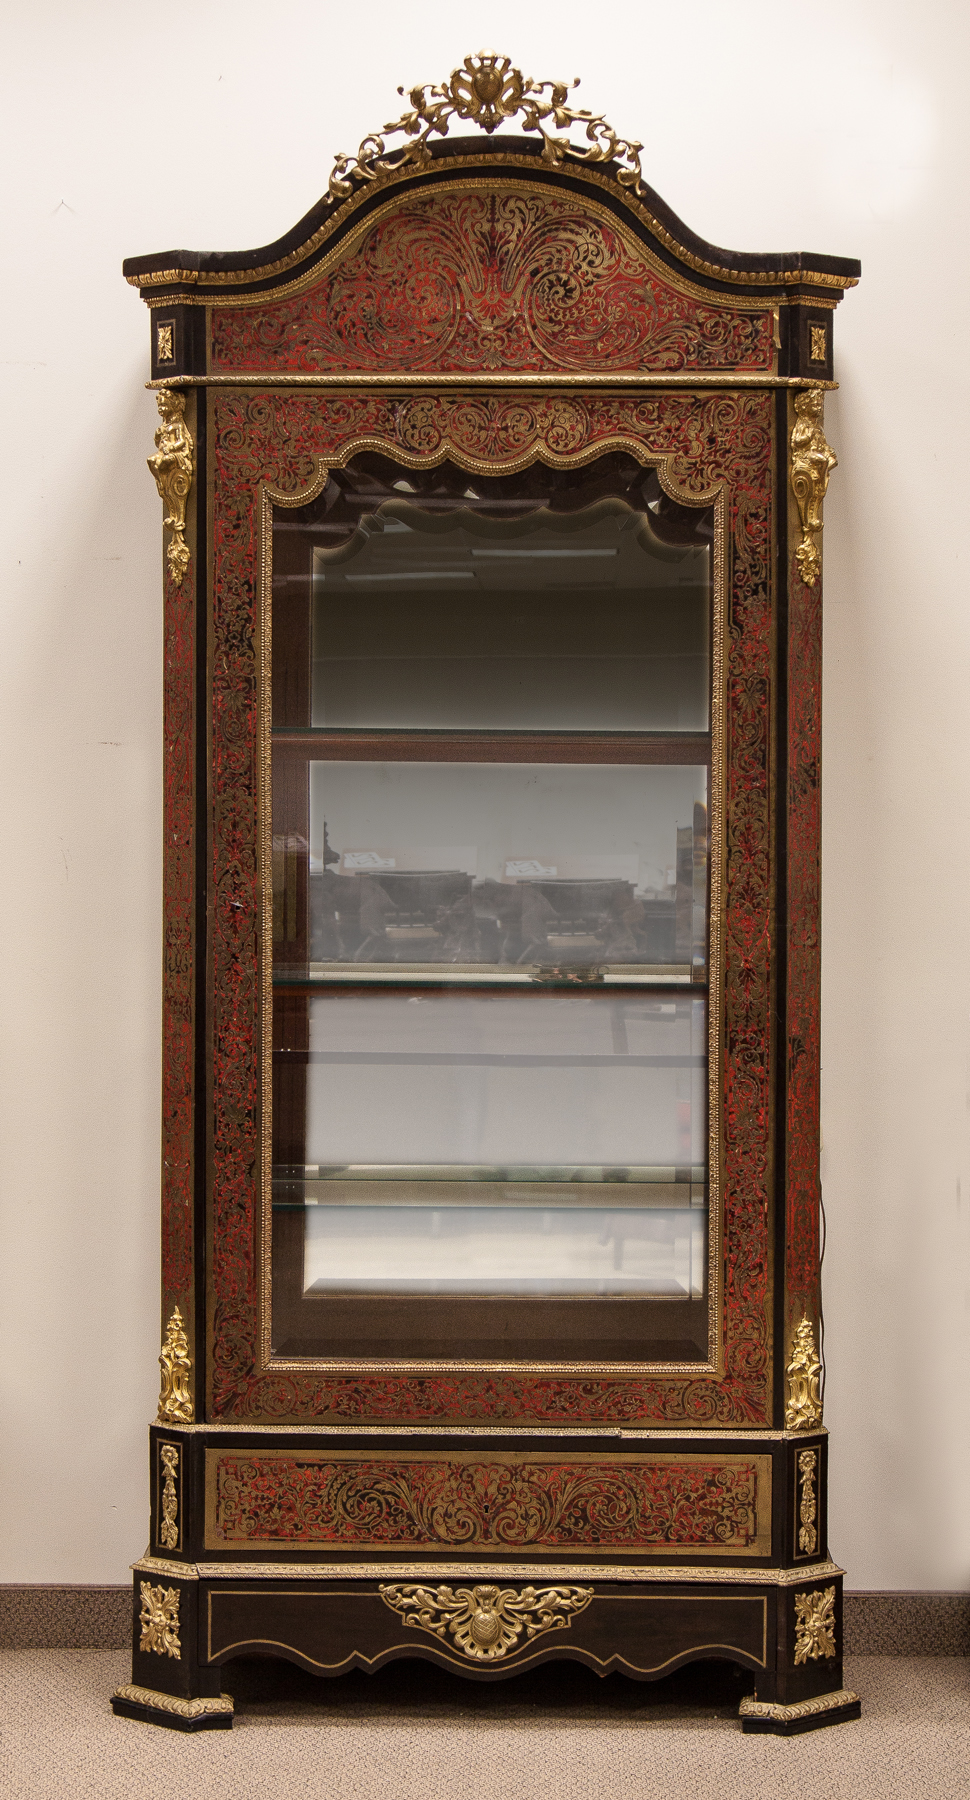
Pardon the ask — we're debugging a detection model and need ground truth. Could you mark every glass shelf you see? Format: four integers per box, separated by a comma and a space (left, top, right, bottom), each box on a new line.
274, 963, 701, 987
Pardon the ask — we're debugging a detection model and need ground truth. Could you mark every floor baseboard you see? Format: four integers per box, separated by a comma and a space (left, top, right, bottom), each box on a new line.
843, 1592, 970, 1656
1, 1586, 130, 1649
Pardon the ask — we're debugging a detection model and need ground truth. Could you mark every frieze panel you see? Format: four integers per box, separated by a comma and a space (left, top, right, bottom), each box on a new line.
207, 386, 773, 1425
206, 1452, 771, 1555
209, 191, 775, 377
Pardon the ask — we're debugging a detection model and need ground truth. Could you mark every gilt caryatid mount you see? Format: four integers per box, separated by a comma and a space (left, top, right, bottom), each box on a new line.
148, 391, 193, 585
791, 389, 838, 587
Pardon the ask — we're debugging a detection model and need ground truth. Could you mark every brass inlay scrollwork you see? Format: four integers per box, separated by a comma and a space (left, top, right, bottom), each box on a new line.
793, 1585, 837, 1664
159, 1443, 180, 1550
148, 389, 194, 585
785, 1315, 823, 1432
791, 388, 837, 587
797, 1448, 818, 1556
379, 1581, 593, 1660
157, 1306, 193, 1424
328, 51, 645, 202
138, 1581, 182, 1658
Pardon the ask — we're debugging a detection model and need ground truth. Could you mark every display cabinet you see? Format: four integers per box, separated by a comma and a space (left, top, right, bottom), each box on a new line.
112, 54, 860, 1734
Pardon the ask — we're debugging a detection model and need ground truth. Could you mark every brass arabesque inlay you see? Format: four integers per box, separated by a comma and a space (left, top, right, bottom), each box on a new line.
158, 1306, 193, 1424
148, 389, 193, 585
797, 1447, 818, 1556
155, 322, 174, 362
203, 1449, 772, 1557
379, 1581, 593, 1660
139, 1581, 182, 1658
793, 1585, 837, 1663
785, 1315, 823, 1432
791, 388, 836, 586
809, 324, 827, 363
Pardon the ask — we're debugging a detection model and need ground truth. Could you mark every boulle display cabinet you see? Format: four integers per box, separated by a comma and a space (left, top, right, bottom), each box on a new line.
112, 54, 860, 1735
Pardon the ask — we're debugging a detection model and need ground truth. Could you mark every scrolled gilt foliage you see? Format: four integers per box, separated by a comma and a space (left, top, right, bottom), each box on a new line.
793, 1585, 837, 1663
138, 1581, 182, 1659
328, 51, 645, 202
379, 1581, 593, 1660
785, 1315, 823, 1432
157, 1306, 193, 1424
797, 1448, 818, 1556
159, 1443, 180, 1550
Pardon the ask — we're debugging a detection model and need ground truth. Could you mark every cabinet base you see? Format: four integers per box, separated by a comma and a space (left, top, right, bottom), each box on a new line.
739, 1688, 861, 1736
111, 1683, 234, 1733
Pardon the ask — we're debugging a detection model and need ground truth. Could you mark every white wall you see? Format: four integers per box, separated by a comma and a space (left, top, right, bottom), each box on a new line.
1, 0, 966, 1589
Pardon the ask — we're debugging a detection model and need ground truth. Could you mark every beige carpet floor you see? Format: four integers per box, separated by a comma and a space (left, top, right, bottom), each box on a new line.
1, 1651, 967, 1799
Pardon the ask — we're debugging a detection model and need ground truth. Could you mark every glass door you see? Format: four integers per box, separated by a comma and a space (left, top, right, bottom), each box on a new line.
270, 452, 714, 1364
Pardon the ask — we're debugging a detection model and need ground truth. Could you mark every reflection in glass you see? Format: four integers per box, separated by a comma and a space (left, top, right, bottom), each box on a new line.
278, 761, 708, 977
311, 497, 709, 732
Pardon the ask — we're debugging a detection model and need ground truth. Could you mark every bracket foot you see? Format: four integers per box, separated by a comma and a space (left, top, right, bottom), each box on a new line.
740, 1687, 861, 1736
111, 1683, 234, 1733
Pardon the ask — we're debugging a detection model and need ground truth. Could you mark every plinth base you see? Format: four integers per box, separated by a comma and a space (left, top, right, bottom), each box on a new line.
739, 1688, 861, 1736
111, 1683, 234, 1732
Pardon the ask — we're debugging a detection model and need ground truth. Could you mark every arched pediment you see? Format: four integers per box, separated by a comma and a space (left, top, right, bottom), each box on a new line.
124, 52, 859, 383
209, 185, 776, 377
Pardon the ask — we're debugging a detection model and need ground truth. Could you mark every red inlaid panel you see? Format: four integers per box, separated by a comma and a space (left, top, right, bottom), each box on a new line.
161, 554, 195, 1318
207, 1452, 769, 1554
785, 557, 823, 1325
210, 191, 775, 377
206, 387, 774, 1425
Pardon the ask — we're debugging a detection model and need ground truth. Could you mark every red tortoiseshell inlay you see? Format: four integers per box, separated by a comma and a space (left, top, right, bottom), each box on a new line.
161, 552, 195, 1319
210, 191, 775, 377
785, 557, 823, 1325
207, 1452, 769, 1554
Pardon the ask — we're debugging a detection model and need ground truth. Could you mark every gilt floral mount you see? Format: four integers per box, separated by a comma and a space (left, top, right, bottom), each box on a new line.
328, 51, 646, 203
